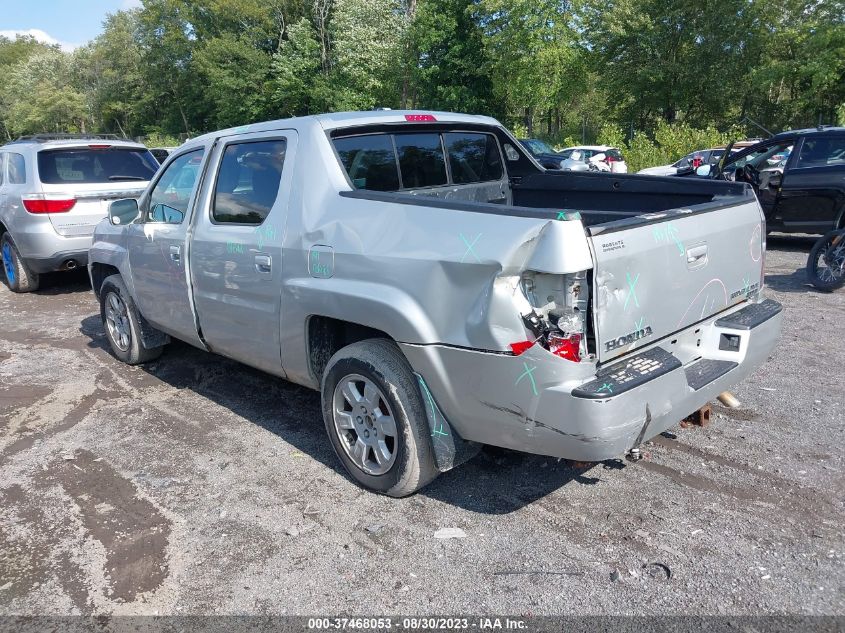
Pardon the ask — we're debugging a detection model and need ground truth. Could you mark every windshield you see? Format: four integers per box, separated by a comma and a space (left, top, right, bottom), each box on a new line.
38, 147, 159, 184
523, 139, 554, 155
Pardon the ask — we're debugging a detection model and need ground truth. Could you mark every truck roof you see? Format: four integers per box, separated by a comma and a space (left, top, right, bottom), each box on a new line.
3, 136, 148, 151
772, 126, 845, 139
186, 110, 503, 148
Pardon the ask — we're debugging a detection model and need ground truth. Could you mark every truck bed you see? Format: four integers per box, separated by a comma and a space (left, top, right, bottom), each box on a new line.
341, 169, 754, 230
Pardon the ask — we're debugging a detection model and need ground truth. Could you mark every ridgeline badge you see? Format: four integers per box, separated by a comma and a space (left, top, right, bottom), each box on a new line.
605, 325, 653, 352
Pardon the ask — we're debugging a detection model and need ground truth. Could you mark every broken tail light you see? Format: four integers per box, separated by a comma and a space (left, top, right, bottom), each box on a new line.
518, 270, 589, 362
548, 332, 582, 362
509, 340, 535, 356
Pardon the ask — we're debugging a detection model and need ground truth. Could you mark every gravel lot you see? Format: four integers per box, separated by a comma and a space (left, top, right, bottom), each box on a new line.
0, 234, 842, 617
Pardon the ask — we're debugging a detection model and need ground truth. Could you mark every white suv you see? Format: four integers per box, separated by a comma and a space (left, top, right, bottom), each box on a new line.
559, 145, 628, 173
0, 134, 158, 292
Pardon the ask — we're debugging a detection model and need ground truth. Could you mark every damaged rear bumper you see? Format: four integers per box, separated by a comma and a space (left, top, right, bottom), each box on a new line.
400, 299, 783, 463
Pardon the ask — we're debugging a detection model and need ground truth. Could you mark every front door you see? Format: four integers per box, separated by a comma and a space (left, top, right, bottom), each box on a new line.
127, 147, 209, 345
189, 131, 297, 375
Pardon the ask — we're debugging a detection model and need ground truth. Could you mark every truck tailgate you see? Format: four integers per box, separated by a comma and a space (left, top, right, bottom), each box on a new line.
589, 200, 765, 363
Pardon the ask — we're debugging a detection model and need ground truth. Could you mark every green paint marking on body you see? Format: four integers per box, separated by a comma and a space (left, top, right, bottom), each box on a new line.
515, 362, 538, 396
624, 272, 641, 311
418, 377, 448, 438
459, 233, 482, 263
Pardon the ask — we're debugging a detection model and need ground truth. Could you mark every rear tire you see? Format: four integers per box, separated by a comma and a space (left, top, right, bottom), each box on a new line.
100, 274, 164, 364
806, 230, 845, 292
321, 339, 439, 497
1, 233, 40, 293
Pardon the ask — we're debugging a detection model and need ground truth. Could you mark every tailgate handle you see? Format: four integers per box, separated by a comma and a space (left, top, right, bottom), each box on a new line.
254, 254, 272, 275
686, 244, 708, 267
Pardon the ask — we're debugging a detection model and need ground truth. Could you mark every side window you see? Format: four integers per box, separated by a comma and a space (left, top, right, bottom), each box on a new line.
212, 139, 286, 224
334, 135, 399, 191
443, 133, 503, 184
395, 133, 447, 188
797, 137, 845, 168
0, 154, 5, 186
148, 149, 205, 224
8, 153, 26, 184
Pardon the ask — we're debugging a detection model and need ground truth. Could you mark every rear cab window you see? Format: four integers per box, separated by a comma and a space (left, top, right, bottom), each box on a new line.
37, 146, 159, 184
333, 129, 504, 191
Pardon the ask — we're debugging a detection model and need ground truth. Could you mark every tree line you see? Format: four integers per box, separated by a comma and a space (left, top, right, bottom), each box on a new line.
1, 0, 843, 151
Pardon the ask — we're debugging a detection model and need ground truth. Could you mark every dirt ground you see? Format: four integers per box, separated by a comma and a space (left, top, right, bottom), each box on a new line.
0, 234, 842, 616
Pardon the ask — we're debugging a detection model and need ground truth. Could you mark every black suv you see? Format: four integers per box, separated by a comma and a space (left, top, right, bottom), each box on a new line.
691, 127, 845, 234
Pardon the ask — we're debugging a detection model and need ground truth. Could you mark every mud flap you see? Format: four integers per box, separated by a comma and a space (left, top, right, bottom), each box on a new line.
414, 373, 482, 472
138, 312, 171, 350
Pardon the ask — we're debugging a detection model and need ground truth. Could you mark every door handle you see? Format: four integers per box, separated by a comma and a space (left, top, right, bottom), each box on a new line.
686, 244, 708, 270
170, 245, 181, 262
686, 245, 708, 262
254, 254, 272, 274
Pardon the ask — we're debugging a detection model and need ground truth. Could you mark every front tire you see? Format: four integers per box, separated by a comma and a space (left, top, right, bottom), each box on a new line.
100, 274, 164, 364
807, 230, 845, 292
1, 233, 40, 293
321, 339, 439, 497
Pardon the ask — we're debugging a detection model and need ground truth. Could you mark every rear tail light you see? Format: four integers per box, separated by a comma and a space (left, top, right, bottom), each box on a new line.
517, 270, 589, 362
548, 332, 582, 362
509, 340, 536, 356
404, 114, 437, 122
605, 155, 618, 162
22, 193, 77, 214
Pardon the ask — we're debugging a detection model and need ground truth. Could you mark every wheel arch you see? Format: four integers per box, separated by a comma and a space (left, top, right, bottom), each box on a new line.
306, 315, 393, 384
90, 262, 121, 299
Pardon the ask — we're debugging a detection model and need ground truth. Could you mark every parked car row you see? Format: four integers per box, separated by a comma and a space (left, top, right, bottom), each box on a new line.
686, 126, 845, 235
519, 139, 628, 173
0, 110, 783, 498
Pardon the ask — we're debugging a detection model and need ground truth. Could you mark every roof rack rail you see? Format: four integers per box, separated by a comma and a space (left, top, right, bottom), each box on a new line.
10, 133, 131, 143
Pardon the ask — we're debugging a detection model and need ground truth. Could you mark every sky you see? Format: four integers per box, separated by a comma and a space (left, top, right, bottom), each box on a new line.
0, 0, 141, 51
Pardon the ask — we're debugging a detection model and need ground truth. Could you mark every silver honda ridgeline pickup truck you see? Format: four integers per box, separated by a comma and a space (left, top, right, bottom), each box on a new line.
88, 111, 783, 496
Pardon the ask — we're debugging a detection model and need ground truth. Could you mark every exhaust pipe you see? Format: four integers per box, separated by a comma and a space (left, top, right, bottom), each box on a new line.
63, 259, 78, 270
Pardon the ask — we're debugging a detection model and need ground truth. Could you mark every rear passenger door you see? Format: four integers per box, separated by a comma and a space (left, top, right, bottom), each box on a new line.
189, 131, 296, 375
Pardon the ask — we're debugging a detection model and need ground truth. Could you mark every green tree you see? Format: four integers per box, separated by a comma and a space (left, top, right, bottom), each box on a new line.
194, 34, 275, 128
330, 0, 407, 110
408, 0, 498, 115
271, 16, 331, 116
0, 35, 56, 139
476, 0, 582, 134
75, 10, 146, 137
2, 49, 88, 136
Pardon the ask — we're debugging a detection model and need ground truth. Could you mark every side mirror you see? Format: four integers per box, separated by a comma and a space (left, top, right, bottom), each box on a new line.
109, 198, 139, 225
695, 164, 712, 177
